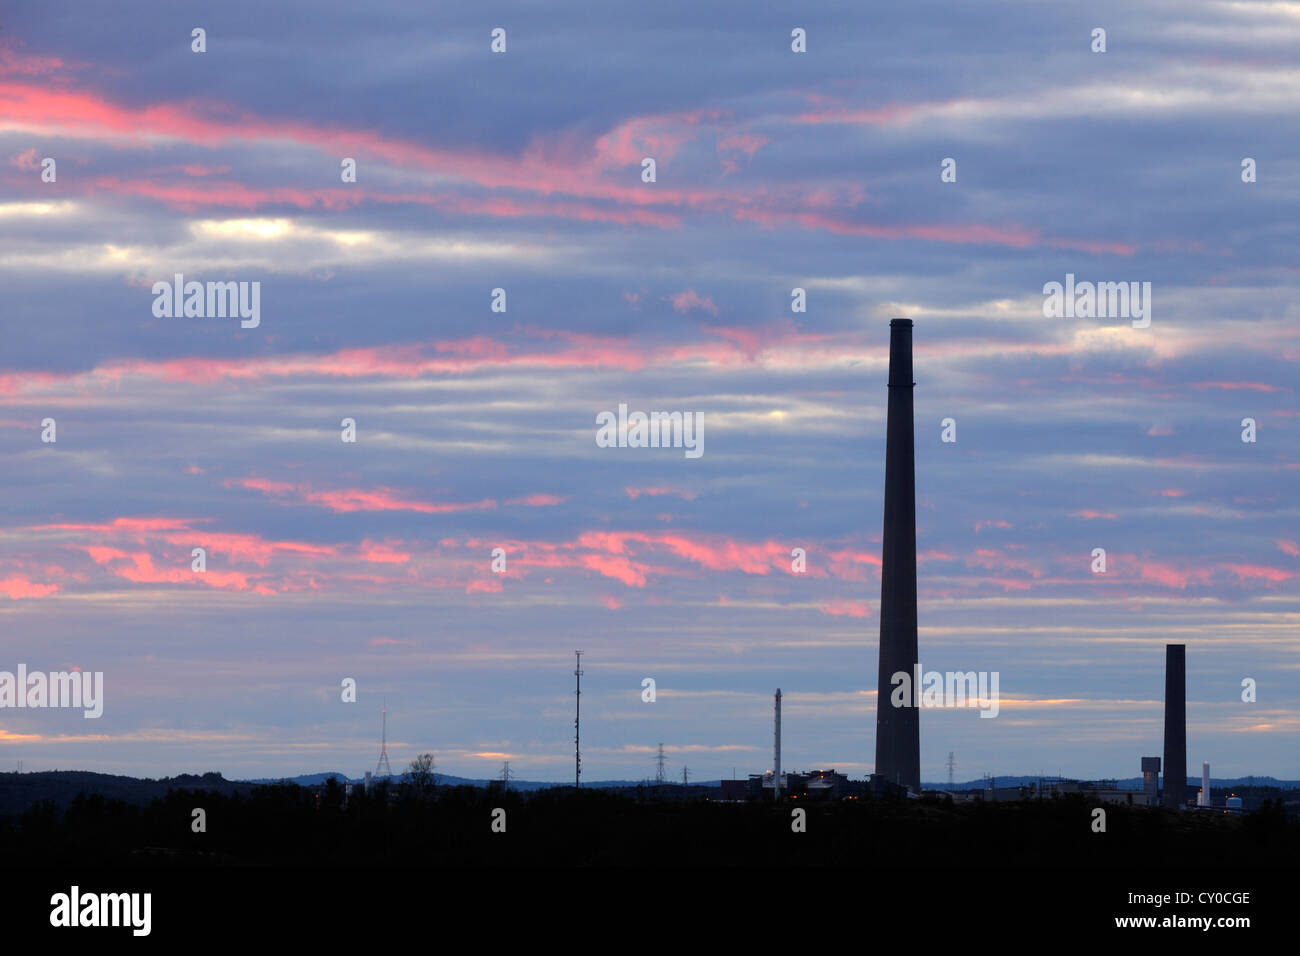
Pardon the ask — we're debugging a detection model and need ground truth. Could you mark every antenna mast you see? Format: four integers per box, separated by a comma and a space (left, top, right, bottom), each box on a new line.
574, 651, 583, 788
774, 689, 782, 800
375, 702, 393, 777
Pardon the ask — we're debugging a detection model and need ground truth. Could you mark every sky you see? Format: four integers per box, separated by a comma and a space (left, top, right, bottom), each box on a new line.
0, 0, 1296, 784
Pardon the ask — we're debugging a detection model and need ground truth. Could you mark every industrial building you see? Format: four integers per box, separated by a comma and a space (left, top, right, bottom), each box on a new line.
1036, 777, 1147, 806
1141, 756, 1160, 806
947, 776, 1152, 805
742, 769, 863, 801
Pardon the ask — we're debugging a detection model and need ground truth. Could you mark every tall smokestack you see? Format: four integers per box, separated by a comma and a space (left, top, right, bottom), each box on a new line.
875, 318, 920, 793
774, 688, 782, 799
1162, 644, 1186, 808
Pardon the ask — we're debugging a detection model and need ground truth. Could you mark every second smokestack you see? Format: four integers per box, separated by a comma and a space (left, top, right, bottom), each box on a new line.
1162, 644, 1187, 809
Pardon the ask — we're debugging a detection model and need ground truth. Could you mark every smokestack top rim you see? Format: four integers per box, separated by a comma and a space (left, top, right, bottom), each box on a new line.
889, 318, 913, 327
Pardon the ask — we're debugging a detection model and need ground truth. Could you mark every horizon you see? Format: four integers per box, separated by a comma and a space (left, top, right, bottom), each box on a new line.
9, 765, 1299, 789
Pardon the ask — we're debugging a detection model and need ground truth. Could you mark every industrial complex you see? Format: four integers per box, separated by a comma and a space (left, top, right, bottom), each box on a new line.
360, 321, 1238, 813
715, 321, 1222, 810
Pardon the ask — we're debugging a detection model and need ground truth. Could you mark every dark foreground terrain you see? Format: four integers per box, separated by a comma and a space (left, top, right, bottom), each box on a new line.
1, 778, 1293, 941
1, 776, 1295, 868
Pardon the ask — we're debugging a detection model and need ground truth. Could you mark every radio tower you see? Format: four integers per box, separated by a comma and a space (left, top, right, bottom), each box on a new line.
655, 743, 667, 784
375, 703, 393, 778
947, 751, 956, 789
573, 651, 583, 788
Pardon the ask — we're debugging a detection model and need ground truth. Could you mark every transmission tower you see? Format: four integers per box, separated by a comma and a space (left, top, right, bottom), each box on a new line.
501, 760, 511, 790
681, 765, 690, 786
655, 743, 667, 784
574, 650, 583, 788
947, 751, 955, 788
375, 703, 393, 778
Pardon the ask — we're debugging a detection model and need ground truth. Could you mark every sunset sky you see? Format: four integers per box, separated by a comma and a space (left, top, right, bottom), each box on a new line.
1, 1, 1296, 784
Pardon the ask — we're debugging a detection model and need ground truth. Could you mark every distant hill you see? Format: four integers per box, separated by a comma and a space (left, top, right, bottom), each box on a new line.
234, 771, 684, 791
0, 770, 253, 816
2, 769, 1293, 818
240, 771, 354, 786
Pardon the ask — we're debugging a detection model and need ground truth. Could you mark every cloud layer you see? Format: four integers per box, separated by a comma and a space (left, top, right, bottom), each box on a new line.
1, 0, 1296, 783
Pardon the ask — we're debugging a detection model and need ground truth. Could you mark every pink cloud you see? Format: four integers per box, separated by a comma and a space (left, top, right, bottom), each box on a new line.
178, 163, 230, 177
580, 554, 649, 588
0, 47, 66, 76
988, 577, 1033, 592
0, 574, 59, 599
731, 204, 1046, 249
106, 551, 251, 590
669, 289, 719, 316
818, 600, 870, 618
716, 132, 768, 158
1138, 561, 1212, 590
625, 486, 696, 501
0, 70, 1143, 255
824, 548, 883, 581
793, 101, 914, 126
965, 548, 1043, 579
1221, 563, 1292, 583
82, 545, 130, 565
360, 543, 411, 565
35, 516, 338, 582
1191, 381, 1287, 393
504, 494, 567, 507
8, 147, 39, 170
237, 477, 495, 515
38, 517, 196, 533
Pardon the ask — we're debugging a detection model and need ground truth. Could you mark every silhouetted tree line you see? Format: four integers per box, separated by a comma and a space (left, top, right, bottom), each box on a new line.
0, 783, 1295, 867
